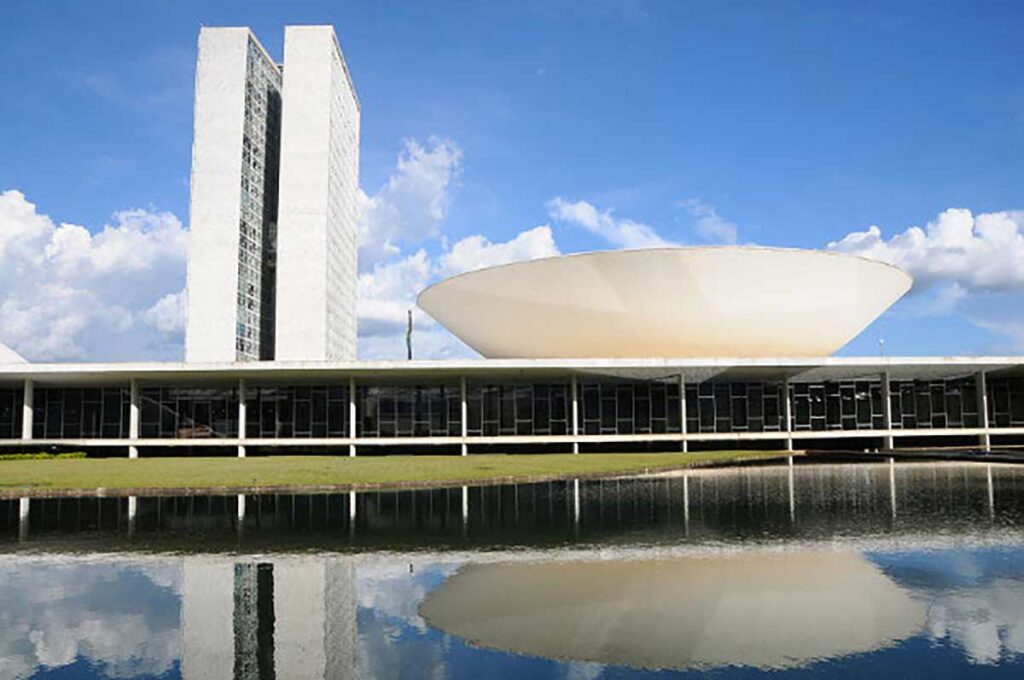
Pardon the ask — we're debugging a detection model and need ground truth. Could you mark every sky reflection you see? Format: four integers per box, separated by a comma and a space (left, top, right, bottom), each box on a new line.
4, 547, 1024, 679
4, 464, 1024, 677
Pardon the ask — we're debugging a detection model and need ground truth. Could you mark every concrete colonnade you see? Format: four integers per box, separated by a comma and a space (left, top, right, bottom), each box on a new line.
6, 370, 1017, 458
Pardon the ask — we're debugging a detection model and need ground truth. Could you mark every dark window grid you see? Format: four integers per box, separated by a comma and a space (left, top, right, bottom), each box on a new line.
32, 387, 129, 439
139, 387, 238, 439
688, 383, 785, 433
791, 382, 884, 431
890, 378, 980, 430
0, 388, 23, 439
246, 386, 349, 438
579, 382, 680, 436
988, 377, 1024, 427
358, 385, 460, 438
468, 384, 570, 437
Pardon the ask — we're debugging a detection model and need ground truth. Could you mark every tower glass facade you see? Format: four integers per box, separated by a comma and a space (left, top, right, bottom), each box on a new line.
186, 25, 358, 363
236, 37, 282, 361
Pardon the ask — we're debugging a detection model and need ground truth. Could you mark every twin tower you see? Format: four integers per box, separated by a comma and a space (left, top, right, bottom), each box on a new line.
185, 26, 360, 363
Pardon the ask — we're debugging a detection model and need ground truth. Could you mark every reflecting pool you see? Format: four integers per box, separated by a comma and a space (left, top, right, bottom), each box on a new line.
4, 461, 1024, 677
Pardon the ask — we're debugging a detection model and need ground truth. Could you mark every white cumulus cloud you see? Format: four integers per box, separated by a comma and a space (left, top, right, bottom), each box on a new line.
828, 208, 1024, 292
355, 137, 562, 359
547, 197, 676, 249
142, 290, 186, 334
828, 207, 1024, 351
436, 224, 558, 278
359, 137, 463, 269
0, 190, 187, 361
679, 197, 740, 244
357, 225, 560, 359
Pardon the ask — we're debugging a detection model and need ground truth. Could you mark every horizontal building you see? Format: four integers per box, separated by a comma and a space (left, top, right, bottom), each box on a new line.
1, 357, 1022, 457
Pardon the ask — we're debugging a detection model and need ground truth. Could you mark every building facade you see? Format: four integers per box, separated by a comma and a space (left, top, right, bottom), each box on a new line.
275, 26, 361, 362
2, 358, 1022, 457
185, 26, 359, 364
186, 28, 283, 363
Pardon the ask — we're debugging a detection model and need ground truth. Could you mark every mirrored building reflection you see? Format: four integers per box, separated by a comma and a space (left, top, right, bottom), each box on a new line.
7, 545, 1024, 678
6, 463, 1024, 552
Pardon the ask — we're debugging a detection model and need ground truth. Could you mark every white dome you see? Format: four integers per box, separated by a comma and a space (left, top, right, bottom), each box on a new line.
418, 247, 912, 358
0, 342, 26, 364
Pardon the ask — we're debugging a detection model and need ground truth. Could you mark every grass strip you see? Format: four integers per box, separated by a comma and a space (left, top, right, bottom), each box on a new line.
0, 450, 789, 496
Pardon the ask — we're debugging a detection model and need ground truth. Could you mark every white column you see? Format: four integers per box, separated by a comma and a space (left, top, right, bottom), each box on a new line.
788, 460, 795, 521
571, 374, 579, 454
129, 379, 140, 459
682, 472, 690, 534
889, 456, 897, 518
19, 497, 29, 542
237, 493, 246, 521
237, 378, 247, 458
460, 376, 468, 457
21, 379, 33, 440
679, 374, 688, 453
127, 496, 137, 536
573, 478, 581, 525
783, 377, 793, 452
977, 370, 991, 451
987, 464, 995, 519
881, 372, 894, 450
348, 377, 356, 457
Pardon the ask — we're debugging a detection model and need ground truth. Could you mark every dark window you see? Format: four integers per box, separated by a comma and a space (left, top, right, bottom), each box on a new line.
358, 385, 459, 438
33, 386, 130, 439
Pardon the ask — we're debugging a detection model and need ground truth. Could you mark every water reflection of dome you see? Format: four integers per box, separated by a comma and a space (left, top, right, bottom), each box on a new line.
420, 551, 926, 671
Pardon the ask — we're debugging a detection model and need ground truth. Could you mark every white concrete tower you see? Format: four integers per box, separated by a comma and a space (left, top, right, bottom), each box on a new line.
274, 25, 361, 361
185, 28, 282, 363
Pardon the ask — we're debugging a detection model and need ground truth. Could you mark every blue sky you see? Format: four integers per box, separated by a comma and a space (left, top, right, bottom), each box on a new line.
1, 1, 1022, 360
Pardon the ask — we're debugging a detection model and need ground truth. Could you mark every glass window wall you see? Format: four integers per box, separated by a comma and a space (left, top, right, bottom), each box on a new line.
357, 385, 460, 438
0, 387, 23, 439
688, 382, 786, 433
31, 387, 129, 439
791, 381, 885, 432
467, 384, 570, 437
989, 376, 1024, 428
890, 378, 979, 429
580, 381, 681, 435
139, 386, 238, 439
245, 385, 348, 438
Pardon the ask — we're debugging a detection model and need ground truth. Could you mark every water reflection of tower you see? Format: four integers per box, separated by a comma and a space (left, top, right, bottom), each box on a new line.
273, 559, 358, 677
180, 557, 357, 679
234, 563, 276, 679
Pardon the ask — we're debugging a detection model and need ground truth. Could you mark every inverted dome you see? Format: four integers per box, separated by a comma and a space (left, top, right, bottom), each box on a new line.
0, 342, 26, 364
418, 247, 912, 358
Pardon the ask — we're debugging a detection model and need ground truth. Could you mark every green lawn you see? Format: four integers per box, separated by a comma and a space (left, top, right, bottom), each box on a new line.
0, 451, 791, 496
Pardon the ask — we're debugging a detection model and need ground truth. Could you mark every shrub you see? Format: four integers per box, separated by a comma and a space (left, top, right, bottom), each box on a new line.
0, 452, 87, 461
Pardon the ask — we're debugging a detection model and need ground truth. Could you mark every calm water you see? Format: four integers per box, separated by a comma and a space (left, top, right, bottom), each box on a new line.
4, 461, 1024, 678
